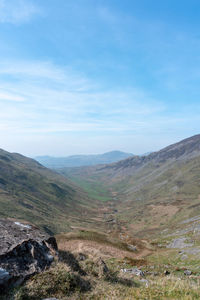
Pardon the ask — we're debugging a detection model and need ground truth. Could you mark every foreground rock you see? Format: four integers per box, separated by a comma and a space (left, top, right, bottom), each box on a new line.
184, 270, 192, 276
0, 219, 57, 291
121, 268, 144, 277
167, 237, 194, 249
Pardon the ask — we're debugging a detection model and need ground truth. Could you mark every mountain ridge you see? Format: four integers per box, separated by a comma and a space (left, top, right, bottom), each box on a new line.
101, 134, 200, 171
1, 134, 200, 238
59, 134, 200, 237
35, 150, 133, 168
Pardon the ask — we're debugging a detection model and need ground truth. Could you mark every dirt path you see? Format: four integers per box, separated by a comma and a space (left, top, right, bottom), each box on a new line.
58, 238, 152, 261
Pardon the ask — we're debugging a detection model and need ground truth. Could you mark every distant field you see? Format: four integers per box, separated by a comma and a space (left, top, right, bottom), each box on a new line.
62, 175, 113, 202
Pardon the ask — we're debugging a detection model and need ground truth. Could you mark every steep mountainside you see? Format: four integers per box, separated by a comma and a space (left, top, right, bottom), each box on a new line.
35, 151, 133, 168
60, 135, 200, 237
0, 149, 102, 234
3, 138, 200, 299
2, 135, 200, 239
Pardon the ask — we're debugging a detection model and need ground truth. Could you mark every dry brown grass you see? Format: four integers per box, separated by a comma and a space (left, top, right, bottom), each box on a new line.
56, 230, 152, 261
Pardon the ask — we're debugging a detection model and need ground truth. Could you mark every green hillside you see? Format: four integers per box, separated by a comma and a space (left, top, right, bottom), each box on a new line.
60, 134, 200, 237
2, 134, 200, 238
0, 149, 102, 234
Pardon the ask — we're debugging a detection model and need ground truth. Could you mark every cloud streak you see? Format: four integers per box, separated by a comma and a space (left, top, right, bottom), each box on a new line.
0, 58, 198, 157
0, 91, 26, 102
0, 59, 172, 155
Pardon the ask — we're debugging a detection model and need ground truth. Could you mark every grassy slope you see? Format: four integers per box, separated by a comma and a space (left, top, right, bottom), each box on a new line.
59, 135, 200, 238
5, 229, 200, 300
115, 155, 200, 237
0, 149, 103, 234
61, 172, 113, 202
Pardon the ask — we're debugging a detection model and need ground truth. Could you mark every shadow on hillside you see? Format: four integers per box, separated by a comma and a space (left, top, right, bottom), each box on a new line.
105, 271, 140, 287
59, 250, 86, 276
59, 250, 139, 288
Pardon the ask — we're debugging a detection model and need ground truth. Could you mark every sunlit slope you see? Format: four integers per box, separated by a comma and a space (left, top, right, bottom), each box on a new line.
61, 135, 200, 236
0, 149, 101, 234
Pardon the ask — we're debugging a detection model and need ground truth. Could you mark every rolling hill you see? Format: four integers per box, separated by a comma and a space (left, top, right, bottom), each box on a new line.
35, 151, 133, 168
0, 149, 104, 234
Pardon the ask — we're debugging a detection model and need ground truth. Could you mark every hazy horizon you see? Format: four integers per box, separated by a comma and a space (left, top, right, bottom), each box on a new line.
0, 0, 200, 156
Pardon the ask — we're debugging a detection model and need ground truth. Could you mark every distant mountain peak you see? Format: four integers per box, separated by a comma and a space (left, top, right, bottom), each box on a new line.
35, 151, 133, 168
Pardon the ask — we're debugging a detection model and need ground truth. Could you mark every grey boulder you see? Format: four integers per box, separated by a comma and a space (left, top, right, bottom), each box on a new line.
0, 219, 58, 291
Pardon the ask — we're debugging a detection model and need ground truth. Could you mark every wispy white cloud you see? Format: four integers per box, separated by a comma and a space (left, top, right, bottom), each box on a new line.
0, 58, 198, 156
0, 91, 26, 102
0, 59, 165, 137
0, 0, 40, 24
0, 60, 92, 91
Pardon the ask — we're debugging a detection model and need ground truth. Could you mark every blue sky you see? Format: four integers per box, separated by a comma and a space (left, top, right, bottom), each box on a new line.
0, 0, 200, 156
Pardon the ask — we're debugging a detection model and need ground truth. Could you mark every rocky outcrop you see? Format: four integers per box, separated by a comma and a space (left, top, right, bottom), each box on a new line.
121, 267, 145, 277
0, 219, 58, 291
